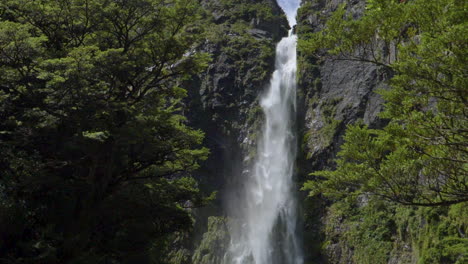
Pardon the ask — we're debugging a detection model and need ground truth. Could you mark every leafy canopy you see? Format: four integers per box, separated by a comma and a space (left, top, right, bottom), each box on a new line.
0, 0, 211, 263
302, 0, 467, 206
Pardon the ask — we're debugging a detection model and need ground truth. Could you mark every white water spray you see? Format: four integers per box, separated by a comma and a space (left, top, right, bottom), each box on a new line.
225, 1, 302, 263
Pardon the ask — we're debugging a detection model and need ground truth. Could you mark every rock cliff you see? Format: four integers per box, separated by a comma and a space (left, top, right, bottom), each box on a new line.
187, 1, 467, 264
295, 1, 391, 262
296, 1, 467, 264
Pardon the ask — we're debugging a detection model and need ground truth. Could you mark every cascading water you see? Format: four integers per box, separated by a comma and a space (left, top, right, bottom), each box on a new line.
225, 1, 302, 263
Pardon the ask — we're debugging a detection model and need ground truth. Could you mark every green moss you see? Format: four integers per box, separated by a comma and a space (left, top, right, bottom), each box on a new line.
301, 131, 313, 159
320, 119, 341, 146
246, 104, 263, 127
319, 97, 343, 145
244, 103, 264, 158
192, 217, 229, 264
409, 204, 468, 264
219, 0, 278, 22
321, 199, 396, 263
320, 197, 468, 263
303, 96, 343, 155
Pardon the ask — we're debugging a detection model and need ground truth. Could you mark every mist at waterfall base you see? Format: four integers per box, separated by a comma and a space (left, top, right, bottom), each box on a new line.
223, 1, 302, 263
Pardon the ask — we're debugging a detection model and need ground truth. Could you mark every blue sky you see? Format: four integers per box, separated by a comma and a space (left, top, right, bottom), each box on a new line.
277, 0, 301, 26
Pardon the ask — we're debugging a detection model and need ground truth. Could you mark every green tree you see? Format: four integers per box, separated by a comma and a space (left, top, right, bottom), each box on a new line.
0, 0, 210, 263
301, 0, 467, 206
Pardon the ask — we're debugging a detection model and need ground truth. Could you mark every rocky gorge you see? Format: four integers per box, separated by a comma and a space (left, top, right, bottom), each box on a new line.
187, 0, 467, 263
0, 0, 464, 263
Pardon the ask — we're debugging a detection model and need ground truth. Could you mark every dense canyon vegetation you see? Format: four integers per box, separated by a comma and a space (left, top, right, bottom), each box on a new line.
0, 0, 466, 264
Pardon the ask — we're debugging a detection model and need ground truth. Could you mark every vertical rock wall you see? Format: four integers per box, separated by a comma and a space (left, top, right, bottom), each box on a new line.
295, 1, 390, 263
296, 2, 467, 264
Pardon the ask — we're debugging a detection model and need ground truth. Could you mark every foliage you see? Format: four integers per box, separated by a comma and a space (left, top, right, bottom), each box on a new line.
404, 202, 468, 264
327, 198, 394, 264
302, 0, 467, 206
214, 0, 286, 26
0, 0, 211, 263
192, 216, 229, 264
320, 197, 468, 264
221, 24, 275, 82
201, 0, 281, 82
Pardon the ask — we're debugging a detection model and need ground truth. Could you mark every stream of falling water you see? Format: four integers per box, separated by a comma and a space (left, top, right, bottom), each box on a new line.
224, 1, 302, 263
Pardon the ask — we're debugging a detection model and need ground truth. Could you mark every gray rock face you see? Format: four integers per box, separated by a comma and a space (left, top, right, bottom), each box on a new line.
296, 0, 391, 263
301, 58, 388, 166
297, 0, 388, 172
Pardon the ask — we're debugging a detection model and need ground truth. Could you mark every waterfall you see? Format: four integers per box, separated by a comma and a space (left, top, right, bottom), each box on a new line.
225, 1, 302, 263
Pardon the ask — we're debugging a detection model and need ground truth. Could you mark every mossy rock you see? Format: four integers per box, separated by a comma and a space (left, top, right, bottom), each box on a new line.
192, 216, 230, 264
